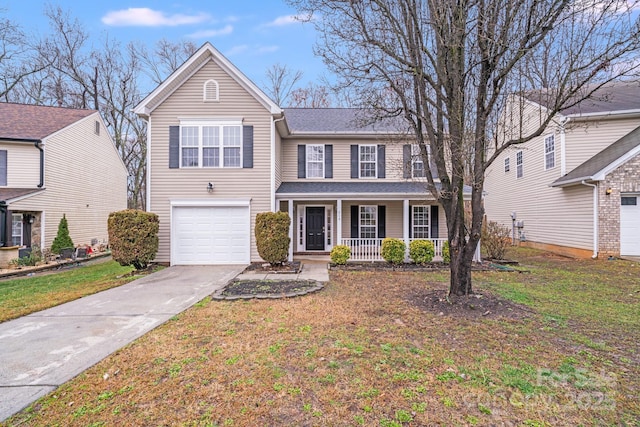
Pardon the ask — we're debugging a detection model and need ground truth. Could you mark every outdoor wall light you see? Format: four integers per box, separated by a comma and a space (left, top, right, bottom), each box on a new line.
606, 187, 613, 195
207, 182, 214, 193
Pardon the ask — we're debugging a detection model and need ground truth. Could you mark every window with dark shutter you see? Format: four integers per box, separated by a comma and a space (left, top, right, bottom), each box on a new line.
169, 127, 180, 169
377, 145, 385, 179
242, 125, 253, 168
325, 145, 333, 178
298, 145, 306, 178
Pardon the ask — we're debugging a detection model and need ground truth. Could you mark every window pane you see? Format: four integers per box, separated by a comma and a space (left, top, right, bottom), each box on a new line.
182, 148, 199, 167
224, 147, 241, 167
621, 196, 637, 206
223, 126, 241, 146
203, 126, 219, 147
181, 126, 198, 146
412, 206, 430, 238
545, 135, 555, 169
359, 145, 377, 178
504, 157, 510, 172
359, 206, 377, 239
412, 145, 425, 178
516, 151, 523, 178
12, 214, 22, 246
306, 145, 324, 178
203, 147, 220, 167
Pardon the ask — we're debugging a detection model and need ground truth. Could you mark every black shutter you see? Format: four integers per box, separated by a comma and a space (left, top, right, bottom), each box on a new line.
243, 125, 253, 168
403, 145, 411, 179
298, 145, 306, 178
351, 205, 359, 238
431, 205, 439, 238
351, 145, 359, 178
377, 145, 386, 178
325, 144, 333, 178
378, 205, 386, 238
169, 126, 179, 169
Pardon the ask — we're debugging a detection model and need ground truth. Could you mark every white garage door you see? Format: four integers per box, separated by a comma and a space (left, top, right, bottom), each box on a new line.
620, 194, 640, 256
172, 206, 250, 265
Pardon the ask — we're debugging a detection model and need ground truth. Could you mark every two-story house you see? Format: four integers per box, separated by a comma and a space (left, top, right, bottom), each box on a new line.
0, 103, 128, 260
134, 42, 464, 265
484, 81, 640, 258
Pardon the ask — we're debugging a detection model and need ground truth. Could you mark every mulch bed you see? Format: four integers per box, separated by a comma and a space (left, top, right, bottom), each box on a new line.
330, 260, 505, 272
212, 279, 323, 300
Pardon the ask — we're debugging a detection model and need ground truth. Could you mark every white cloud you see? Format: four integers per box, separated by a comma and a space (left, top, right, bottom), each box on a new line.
187, 25, 234, 39
257, 45, 279, 54
264, 13, 312, 27
101, 8, 211, 27
225, 45, 249, 57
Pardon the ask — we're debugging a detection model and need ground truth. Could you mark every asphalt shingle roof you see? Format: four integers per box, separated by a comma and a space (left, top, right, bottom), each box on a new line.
552, 124, 640, 186
0, 188, 43, 203
283, 108, 408, 134
0, 103, 96, 141
276, 181, 471, 195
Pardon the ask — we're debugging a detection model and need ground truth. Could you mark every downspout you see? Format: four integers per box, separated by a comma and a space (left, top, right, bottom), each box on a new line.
559, 117, 570, 176
271, 115, 285, 212
34, 140, 44, 188
581, 180, 598, 259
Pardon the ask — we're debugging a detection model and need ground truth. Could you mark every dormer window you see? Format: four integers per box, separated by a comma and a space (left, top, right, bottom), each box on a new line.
203, 79, 219, 102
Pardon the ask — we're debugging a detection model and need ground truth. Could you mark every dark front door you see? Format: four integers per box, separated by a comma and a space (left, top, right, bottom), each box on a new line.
305, 207, 325, 251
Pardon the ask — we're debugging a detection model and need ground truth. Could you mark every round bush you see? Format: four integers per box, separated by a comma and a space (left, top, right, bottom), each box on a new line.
108, 209, 159, 270
255, 211, 291, 265
381, 238, 406, 264
409, 239, 435, 264
330, 245, 351, 265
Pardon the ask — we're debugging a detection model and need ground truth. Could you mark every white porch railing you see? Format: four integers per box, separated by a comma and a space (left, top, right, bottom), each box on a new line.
339, 237, 480, 262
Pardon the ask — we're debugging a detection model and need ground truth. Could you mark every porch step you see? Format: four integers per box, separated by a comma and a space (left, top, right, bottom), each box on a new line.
294, 253, 331, 262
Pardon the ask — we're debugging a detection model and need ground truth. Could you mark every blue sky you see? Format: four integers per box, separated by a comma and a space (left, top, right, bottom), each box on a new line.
1, 1, 327, 91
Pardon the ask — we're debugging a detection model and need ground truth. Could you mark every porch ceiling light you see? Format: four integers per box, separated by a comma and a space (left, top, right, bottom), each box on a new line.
207, 182, 214, 193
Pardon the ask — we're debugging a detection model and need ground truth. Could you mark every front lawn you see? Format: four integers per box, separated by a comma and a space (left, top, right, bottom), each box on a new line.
4, 248, 639, 426
0, 260, 135, 322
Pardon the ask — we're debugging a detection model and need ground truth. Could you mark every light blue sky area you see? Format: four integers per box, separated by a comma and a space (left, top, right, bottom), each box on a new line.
1, 1, 328, 93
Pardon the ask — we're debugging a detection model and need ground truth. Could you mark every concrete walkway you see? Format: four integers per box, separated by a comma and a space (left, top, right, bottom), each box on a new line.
235, 260, 330, 282
0, 265, 244, 421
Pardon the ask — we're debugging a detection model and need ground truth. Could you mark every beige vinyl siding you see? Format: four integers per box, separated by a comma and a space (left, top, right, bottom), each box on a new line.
148, 60, 273, 263
11, 114, 128, 249
0, 141, 40, 187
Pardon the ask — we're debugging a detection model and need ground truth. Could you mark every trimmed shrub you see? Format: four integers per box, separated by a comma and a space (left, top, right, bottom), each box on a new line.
409, 239, 435, 264
51, 214, 74, 254
330, 245, 351, 265
481, 220, 511, 260
381, 238, 406, 264
255, 211, 291, 265
108, 209, 159, 270
442, 241, 450, 263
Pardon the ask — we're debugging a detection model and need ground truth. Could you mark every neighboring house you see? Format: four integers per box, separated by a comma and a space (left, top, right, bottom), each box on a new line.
484, 81, 640, 258
134, 42, 469, 265
0, 103, 128, 258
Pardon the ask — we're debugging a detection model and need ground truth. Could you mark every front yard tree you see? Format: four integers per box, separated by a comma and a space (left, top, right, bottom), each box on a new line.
51, 214, 74, 254
290, 0, 640, 296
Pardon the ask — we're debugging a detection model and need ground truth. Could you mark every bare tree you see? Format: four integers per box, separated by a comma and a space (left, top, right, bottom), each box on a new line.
136, 39, 198, 87
263, 63, 303, 106
289, 0, 640, 296
289, 81, 332, 107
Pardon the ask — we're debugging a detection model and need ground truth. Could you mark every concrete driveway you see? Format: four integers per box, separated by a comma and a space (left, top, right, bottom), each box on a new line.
0, 265, 245, 421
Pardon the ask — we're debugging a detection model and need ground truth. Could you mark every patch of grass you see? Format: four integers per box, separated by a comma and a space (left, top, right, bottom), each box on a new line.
0, 260, 135, 322
5, 247, 638, 426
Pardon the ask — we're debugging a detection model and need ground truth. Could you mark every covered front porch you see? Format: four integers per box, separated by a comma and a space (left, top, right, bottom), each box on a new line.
276, 182, 477, 263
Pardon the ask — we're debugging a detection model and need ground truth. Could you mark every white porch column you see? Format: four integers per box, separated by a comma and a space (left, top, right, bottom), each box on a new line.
403, 199, 410, 246
288, 199, 294, 262
336, 199, 342, 245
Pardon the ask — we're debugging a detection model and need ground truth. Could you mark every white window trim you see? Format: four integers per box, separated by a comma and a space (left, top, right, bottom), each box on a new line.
411, 205, 430, 239
179, 120, 243, 168
306, 144, 325, 179
12, 213, 23, 247
504, 157, 510, 173
359, 205, 378, 238
412, 144, 426, 178
203, 79, 219, 102
359, 145, 377, 179
544, 134, 555, 170
516, 150, 523, 179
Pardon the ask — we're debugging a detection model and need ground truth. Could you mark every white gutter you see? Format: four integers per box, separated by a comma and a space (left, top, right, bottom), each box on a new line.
271, 116, 285, 212
559, 117, 570, 176
567, 108, 640, 120
581, 180, 599, 259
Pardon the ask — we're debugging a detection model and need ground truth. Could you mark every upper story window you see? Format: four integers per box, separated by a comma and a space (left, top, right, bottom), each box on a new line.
359, 145, 377, 178
0, 150, 6, 186
412, 145, 426, 178
412, 205, 430, 238
504, 157, 510, 173
544, 134, 555, 170
516, 150, 523, 178
180, 122, 242, 168
359, 205, 377, 238
306, 144, 324, 178
203, 79, 219, 102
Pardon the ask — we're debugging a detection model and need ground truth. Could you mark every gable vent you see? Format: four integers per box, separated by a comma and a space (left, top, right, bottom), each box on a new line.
203, 79, 219, 102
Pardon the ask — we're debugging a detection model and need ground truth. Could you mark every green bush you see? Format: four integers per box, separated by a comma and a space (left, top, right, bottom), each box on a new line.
409, 239, 435, 264
442, 241, 450, 263
330, 245, 351, 265
51, 214, 74, 254
10, 246, 43, 267
108, 209, 159, 270
255, 211, 291, 265
381, 238, 406, 264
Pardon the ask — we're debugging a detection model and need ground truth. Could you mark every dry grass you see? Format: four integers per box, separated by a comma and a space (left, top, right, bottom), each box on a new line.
4, 249, 639, 426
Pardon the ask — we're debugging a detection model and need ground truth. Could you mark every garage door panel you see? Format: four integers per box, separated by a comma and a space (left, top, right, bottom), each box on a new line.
172, 205, 250, 265
620, 195, 640, 256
